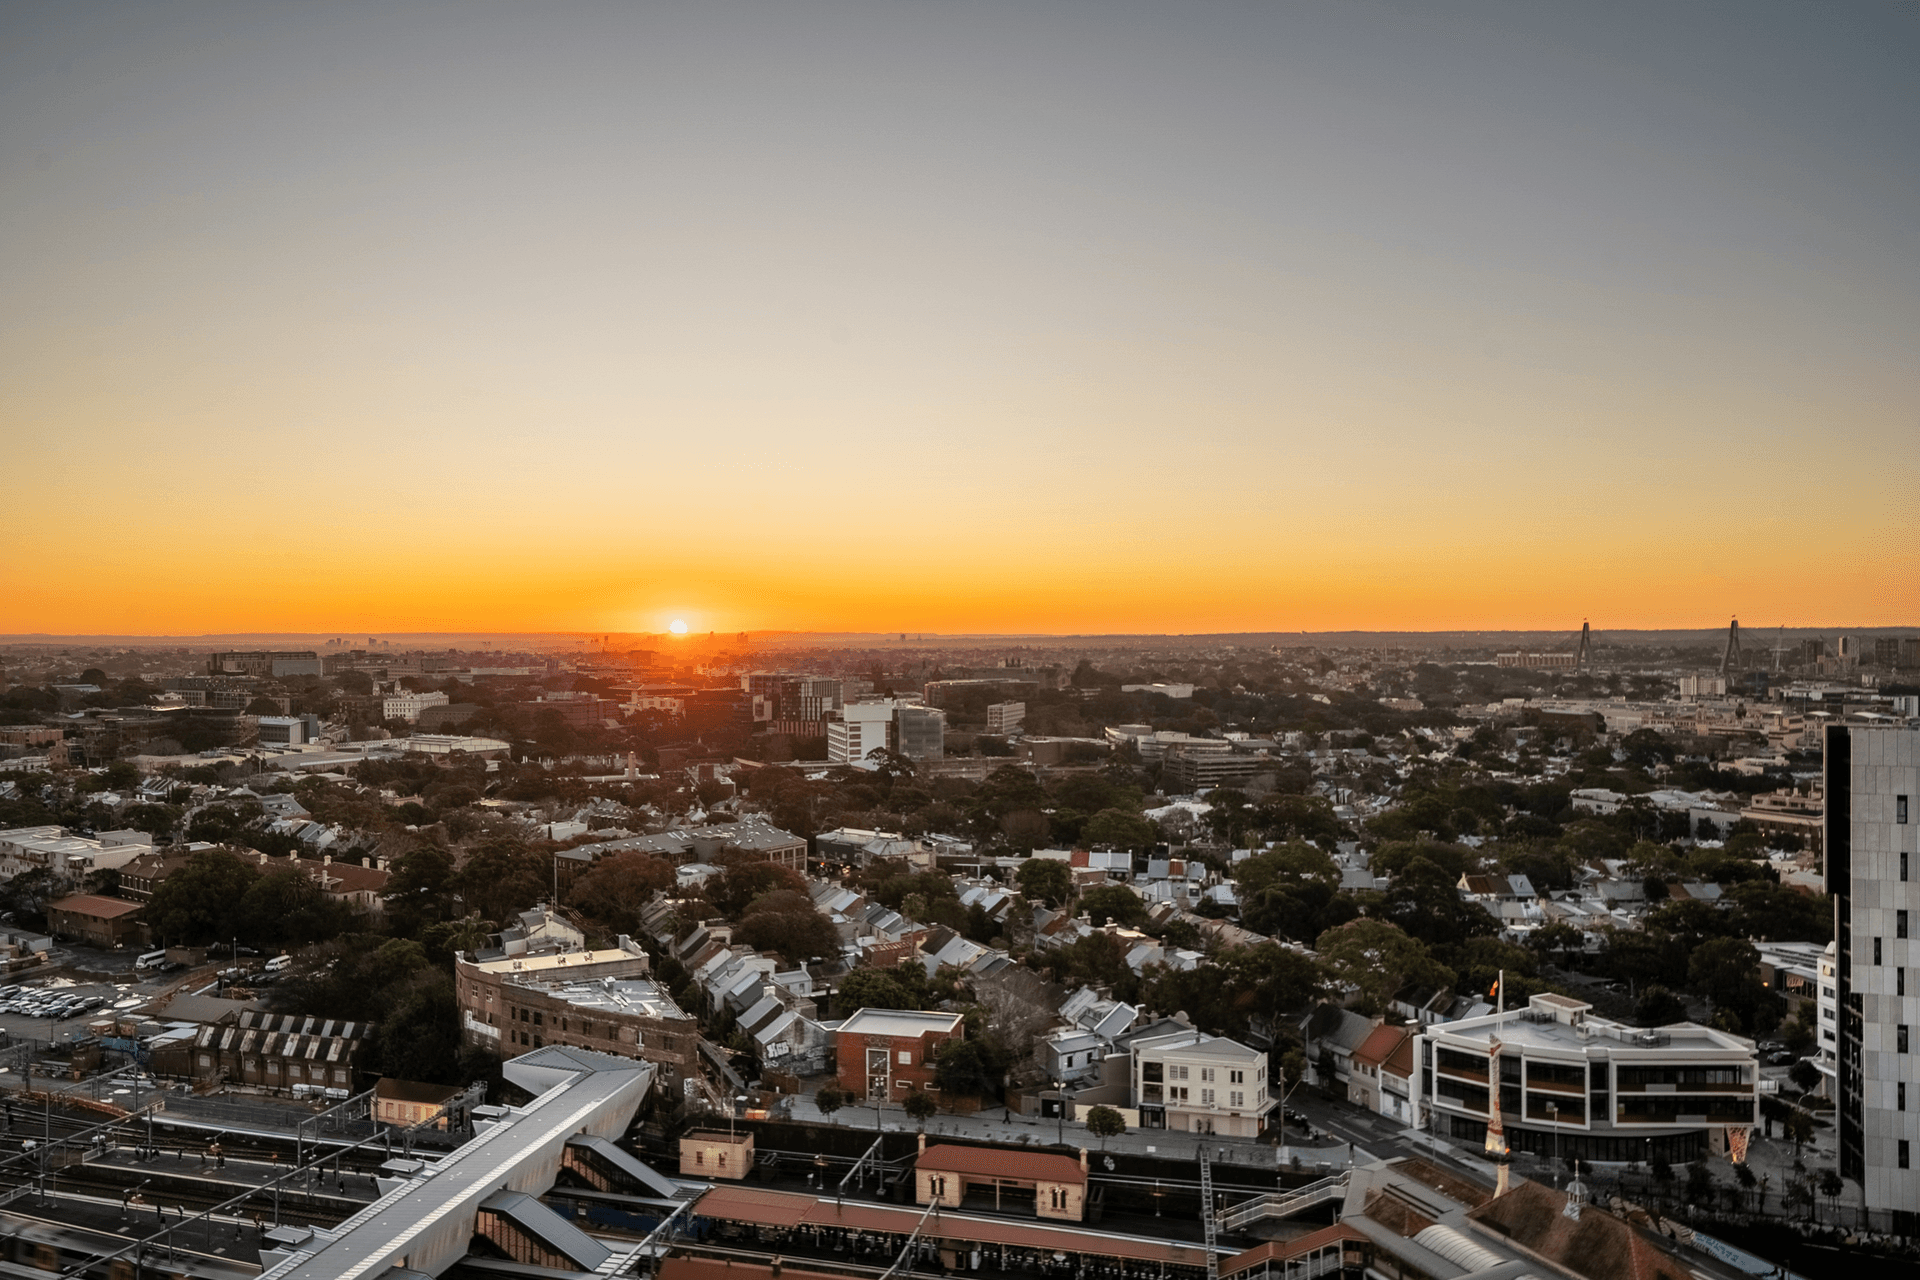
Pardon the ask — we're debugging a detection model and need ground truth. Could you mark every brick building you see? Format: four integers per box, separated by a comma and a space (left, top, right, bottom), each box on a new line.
45, 894, 145, 948
454, 937, 701, 1087
156, 1011, 367, 1094
834, 1008, 964, 1101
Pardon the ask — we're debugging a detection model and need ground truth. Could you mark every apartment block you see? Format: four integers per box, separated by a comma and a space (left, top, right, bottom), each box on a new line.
1129, 1029, 1273, 1137
1826, 724, 1920, 1222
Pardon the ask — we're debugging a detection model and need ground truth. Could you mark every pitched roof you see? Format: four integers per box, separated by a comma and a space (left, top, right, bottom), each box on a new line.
915, 1144, 1085, 1184
48, 894, 143, 919
1351, 1023, 1410, 1071
1381, 1030, 1416, 1080
1467, 1179, 1690, 1280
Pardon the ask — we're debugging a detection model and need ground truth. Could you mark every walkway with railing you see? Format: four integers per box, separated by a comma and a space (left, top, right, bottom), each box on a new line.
1213, 1174, 1347, 1232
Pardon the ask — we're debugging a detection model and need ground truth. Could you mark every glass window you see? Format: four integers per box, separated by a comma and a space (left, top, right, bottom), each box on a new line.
1899, 1025, 1910, 1054
1901, 911, 1910, 940
1902, 1140, 1911, 1170
1899, 795, 1909, 825
1877, 937, 1884, 965
1904, 852, 1910, 883
1901, 968, 1908, 998
1900, 1082, 1907, 1112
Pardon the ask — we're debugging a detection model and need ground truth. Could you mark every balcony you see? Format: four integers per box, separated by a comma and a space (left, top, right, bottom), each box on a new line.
1524, 1102, 1586, 1124
1524, 1078, 1585, 1096
1437, 1064, 1489, 1086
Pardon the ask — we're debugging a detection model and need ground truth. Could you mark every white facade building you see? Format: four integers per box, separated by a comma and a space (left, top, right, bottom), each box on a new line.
1416, 993, 1758, 1165
0, 826, 153, 878
826, 700, 946, 765
383, 690, 451, 722
1129, 1029, 1273, 1137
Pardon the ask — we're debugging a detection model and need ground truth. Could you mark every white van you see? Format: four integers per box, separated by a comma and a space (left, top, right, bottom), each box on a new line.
264, 954, 293, 973
135, 950, 167, 971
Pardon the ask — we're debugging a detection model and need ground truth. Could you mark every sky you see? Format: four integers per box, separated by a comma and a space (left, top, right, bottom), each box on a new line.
2, 1, 1915, 637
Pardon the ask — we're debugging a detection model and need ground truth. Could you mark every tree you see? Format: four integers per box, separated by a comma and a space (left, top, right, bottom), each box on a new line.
1789, 1059, 1821, 1093
1783, 1108, 1813, 1154
933, 1037, 1002, 1098
146, 848, 261, 945
1635, 986, 1689, 1027
236, 868, 356, 950
902, 1088, 938, 1127
451, 838, 549, 925
1688, 936, 1769, 1032
1314, 919, 1455, 1014
567, 852, 675, 934
815, 1085, 848, 1122
1000, 809, 1052, 851
1528, 922, 1584, 967
1235, 842, 1339, 899
834, 966, 921, 1013
1015, 857, 1073, 907
1818, 1167, 1843, 1215
1082, 808, 1156, 851
1080, 884, 1148, 929
1084, 1105, 1126, 1147
735, 890, 840, 966
704, 854, 808, 917
384, 847, 458, 933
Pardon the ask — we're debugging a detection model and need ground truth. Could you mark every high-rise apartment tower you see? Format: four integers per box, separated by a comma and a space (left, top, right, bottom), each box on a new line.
1826, 724, 1920, 1226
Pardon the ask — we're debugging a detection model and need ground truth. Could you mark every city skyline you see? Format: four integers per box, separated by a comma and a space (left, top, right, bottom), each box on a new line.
4, 2, 1915, 635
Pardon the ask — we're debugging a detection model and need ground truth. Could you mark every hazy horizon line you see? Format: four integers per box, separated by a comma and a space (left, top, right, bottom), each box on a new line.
3, 623, 1915, 647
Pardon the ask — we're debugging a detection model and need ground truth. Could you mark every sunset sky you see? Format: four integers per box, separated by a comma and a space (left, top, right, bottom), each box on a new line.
3, 2, 1915, 637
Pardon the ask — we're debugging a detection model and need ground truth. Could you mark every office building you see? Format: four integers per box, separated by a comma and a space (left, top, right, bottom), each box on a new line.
1416, 992, 1758, 1164
986, 701, 1026, 734
1825, 724, 1920, 1222
826, 700, 946, 765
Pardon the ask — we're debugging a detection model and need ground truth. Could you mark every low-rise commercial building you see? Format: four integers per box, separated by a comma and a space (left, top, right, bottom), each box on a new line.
834, 1008, 964, 1101
1129, 1029, 1273, 1137
1416, 992, 1758, 1164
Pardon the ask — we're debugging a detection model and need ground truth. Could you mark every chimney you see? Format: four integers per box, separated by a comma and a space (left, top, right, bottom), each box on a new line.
918, 1131, 926, 1154
1079, 1148, 1088, 1172
323, 854, 331, 865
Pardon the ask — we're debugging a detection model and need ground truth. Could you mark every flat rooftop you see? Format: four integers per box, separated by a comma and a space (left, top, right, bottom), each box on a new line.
467, 946, 647, 976
1429, 1009, 1752, 1057
837, 1008, 964, 1037
542, 978, 692, 1021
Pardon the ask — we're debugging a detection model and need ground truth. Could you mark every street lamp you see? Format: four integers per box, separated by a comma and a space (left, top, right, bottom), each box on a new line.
1547, 1102, 1559, 1187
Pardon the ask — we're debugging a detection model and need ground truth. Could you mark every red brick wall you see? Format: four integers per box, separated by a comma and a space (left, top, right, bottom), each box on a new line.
834, 1029, 956, 1100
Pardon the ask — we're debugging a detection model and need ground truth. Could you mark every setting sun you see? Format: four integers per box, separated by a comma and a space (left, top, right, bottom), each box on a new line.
669, 620, 689, 635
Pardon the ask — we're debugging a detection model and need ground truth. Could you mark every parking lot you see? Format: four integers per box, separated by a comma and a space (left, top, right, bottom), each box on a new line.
0, 941, 206, 1053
